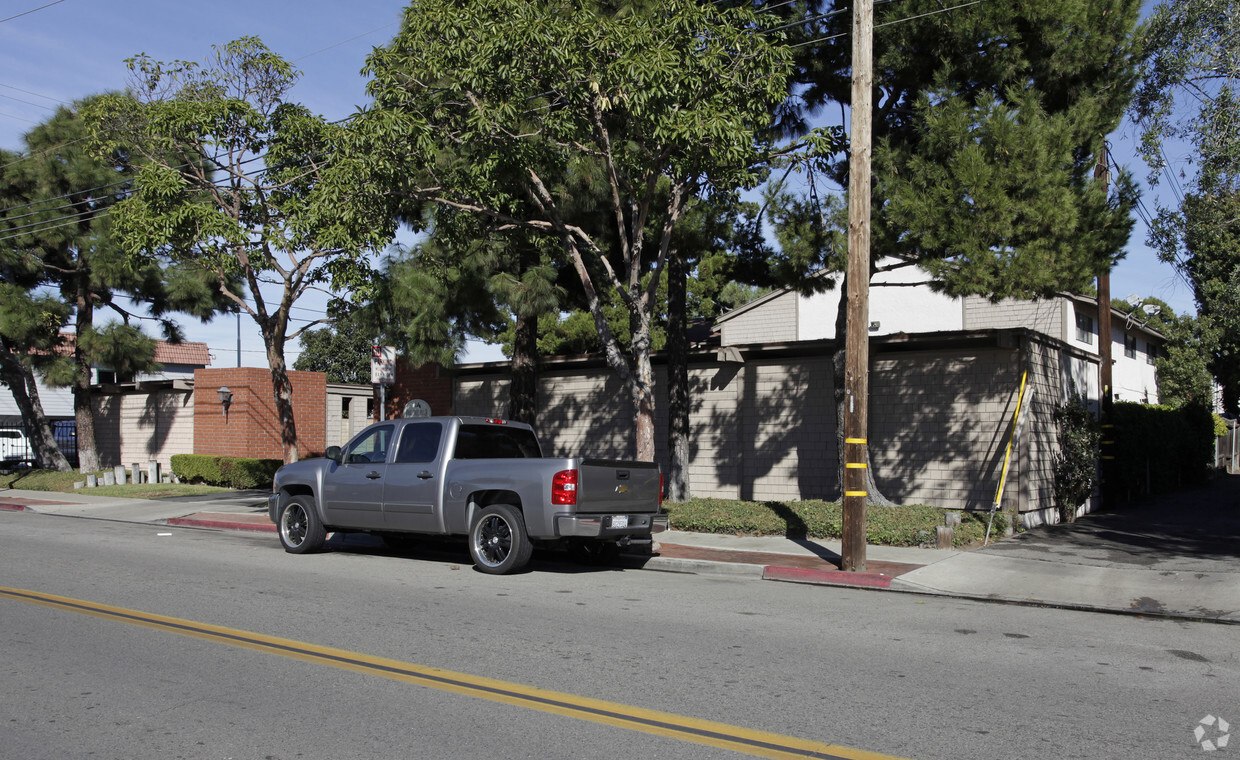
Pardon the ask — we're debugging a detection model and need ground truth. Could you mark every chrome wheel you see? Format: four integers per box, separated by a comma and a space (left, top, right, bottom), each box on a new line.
468, 504, 532, 574
278, 496, 326, 554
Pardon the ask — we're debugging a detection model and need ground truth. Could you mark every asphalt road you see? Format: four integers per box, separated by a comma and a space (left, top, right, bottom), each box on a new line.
1, 511, 1236, 760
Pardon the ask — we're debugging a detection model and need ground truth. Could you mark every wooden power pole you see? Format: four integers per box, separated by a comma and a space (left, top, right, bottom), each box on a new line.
1096, 144, 1115, 509
841, 0, 873, 572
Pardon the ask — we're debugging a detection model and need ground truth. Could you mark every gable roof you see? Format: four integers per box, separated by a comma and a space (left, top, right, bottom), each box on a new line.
42, 333, 211, 367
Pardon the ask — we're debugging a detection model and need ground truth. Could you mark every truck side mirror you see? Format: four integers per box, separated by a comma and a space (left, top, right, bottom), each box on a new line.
325, 446, 342, 463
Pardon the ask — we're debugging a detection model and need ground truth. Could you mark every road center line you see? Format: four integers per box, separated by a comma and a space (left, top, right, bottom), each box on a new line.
1, 585, 910, 760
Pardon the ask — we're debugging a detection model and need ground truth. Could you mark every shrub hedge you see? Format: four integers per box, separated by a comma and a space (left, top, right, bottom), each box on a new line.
662, 499, 1005, 547
170, 454, 282, 490
1110, 402, 1214, 501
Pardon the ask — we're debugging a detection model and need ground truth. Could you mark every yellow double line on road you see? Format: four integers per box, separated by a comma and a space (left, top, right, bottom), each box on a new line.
1, 585, 909, 760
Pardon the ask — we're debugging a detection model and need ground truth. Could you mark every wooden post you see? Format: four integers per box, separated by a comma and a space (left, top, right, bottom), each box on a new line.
1096, 145, 1115, 509
841, 0, 874, 572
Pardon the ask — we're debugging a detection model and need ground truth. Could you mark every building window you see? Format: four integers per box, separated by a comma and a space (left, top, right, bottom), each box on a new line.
1124, 334, 1137, 359
1075, 312, 1094, 344
1147, 342, 1158, 365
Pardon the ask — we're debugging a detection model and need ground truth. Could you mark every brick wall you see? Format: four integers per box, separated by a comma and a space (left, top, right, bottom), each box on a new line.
193, 368, 327, 459
386, 361, 454, 419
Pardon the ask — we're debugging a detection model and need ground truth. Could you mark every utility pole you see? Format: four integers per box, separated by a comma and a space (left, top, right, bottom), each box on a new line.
1096, 144, 1115, 509
841, 0, 873, 572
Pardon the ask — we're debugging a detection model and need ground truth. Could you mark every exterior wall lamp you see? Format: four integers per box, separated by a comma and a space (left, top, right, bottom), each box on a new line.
218, 386, 233, 419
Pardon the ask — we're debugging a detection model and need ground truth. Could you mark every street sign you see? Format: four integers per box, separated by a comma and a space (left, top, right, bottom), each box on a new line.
370, 346, 396, 385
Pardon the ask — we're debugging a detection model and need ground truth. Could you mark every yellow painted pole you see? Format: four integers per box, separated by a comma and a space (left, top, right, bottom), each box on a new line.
987, 370, 1028, 544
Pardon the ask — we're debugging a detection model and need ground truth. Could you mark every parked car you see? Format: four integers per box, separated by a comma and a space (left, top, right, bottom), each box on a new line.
0, 428, 32, 463
268, 416, 667, 574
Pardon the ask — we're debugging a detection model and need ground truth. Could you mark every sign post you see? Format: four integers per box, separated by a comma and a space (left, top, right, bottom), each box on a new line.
371, 345, 396, 421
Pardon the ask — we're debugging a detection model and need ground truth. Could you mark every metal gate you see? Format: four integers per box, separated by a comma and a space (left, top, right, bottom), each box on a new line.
0, 421, 78, 469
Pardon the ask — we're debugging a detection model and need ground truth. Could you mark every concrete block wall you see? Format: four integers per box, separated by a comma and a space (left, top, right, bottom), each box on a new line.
414, 333, 1079, 516
868, 348, 1023, 511
93, 389, 195, 470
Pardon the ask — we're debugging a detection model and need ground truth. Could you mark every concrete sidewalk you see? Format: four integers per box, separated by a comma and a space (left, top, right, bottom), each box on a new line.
2, 480, 1237, 624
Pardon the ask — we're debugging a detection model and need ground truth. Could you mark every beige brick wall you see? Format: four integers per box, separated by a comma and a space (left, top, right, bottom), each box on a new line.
719, 291, 798, 346
93, 389, 195, 470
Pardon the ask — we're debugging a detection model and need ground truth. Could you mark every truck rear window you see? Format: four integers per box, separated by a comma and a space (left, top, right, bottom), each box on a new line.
453, 425, 542, 459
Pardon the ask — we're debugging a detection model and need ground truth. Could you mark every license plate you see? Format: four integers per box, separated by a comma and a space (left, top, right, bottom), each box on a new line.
610, 515, 629, 529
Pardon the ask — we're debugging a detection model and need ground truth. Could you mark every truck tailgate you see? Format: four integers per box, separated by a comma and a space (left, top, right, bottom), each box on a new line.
575, 460, 661, 514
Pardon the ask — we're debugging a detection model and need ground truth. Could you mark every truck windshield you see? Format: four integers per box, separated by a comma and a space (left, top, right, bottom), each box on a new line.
453, 425, 542, 459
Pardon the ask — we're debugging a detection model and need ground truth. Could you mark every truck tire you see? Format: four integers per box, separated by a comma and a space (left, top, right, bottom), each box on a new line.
278, 495, 327, 554
469, 504, 533, 574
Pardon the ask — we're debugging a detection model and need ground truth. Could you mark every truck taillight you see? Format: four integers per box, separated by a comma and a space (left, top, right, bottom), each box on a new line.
552, 469, 578, 506
484, 418, 506, 425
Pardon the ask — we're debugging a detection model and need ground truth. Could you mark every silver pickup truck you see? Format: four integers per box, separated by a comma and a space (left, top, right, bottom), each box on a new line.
267, 416, 667, 574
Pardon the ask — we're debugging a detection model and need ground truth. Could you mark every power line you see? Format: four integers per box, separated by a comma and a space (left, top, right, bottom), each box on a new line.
292, 21, 401, 63
791, 0, 989, 48
0, 0, 67, 24
0, 82, 67, 105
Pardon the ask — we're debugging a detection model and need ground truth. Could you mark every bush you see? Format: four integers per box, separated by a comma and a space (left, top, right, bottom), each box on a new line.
170, 454, 282, 489
1110, 402, 1213, 500
1052, 396, 1101, 523
662, 499, 1004, 547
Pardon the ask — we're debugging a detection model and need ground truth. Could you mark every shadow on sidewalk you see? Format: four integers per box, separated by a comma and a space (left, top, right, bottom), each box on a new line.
982, 473, 1240, 568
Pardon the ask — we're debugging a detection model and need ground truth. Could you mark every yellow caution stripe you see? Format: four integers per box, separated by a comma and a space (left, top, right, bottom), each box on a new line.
845, 438, 867, 444
0, 586, 910, 760
845, 463, 867, 469
844, 491, 868, 498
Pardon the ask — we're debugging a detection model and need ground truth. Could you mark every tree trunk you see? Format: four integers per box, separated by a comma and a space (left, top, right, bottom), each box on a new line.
73, 283, 100, 474
264, 333, 299, 464
665, 251, 690, 501
0, 339, 70, 471
507, 311, 538, 425
831, 270, 895, 506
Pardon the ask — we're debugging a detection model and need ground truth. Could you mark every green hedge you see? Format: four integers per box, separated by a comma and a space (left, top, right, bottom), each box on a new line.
170, 454, 282, 490
1110, 402, 1214, 501
662, 499, 1005, 547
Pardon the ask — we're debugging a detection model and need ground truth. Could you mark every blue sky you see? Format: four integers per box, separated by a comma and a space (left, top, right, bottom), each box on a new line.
0, 0, 1197, 369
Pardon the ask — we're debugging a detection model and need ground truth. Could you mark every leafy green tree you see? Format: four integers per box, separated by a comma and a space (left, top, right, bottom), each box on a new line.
374, 209, 563, 425
1113, 296, 1215, 410
1133, 0, 1240, 412
293, 322, 373, 385
85, 38, 388, 463
747, 0, 1143, 502
2, 100, 227, 472
354, 0, 797, 462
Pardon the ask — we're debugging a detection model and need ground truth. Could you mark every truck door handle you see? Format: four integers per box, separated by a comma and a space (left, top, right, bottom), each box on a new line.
417, 471, 433, 480
366, 471, 382, 480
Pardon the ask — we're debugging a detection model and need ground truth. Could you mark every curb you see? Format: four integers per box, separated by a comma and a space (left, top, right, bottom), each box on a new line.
642, 556, 766, 578
166, 516, 275, 533
0, 503, 28, 512
763, 565, 894, 589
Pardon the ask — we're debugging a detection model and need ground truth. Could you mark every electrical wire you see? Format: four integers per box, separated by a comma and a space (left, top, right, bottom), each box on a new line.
791, 0, 990, 48
0, 0, 66, 25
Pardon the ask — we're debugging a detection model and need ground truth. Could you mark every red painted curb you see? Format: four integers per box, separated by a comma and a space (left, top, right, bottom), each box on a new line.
763, 565, 893, 589
0, 503, 28, 512
166, 517, 276, 533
